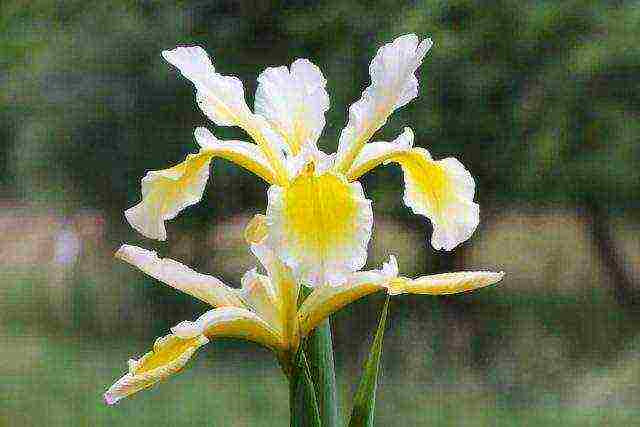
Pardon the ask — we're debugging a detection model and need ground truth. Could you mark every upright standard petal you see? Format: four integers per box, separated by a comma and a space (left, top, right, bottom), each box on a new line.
347, 128, 479, 251
162, 46, 253, 127
255, 59, 330, 154
387, 271, 504, 295
115, 244, 244, 308
334, 34, 433, 173
104, 333, 209, 405
163, 46, 289, 185
266, 166, 373, 287
125, 150, 214, 241
298, 256, 399, 337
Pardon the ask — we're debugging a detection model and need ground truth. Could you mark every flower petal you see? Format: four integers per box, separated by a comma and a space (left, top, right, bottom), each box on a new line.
104, 333, 209, 405
255, 59, 330, 155
298, 256, 399, 336
347, 128, 479, 251
387, 271, 504, 295
162, 46, 289, 185
125, 150, 214, 241
266, 170, 373, 287
237, 268, 282, 333
334, 34, 433, 172
171, 306, 284, 350
194, 127, 277, 184
163, 46, 253, 127
249, 240, 300, 351
115, 244, 244, 308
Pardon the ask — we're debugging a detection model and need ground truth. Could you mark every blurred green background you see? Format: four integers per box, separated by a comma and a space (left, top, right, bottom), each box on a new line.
1, 0, 639, 425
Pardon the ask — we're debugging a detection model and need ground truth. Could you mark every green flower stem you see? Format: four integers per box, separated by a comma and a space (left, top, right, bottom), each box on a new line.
289, 349, 322, 427
306, 318, 339, 427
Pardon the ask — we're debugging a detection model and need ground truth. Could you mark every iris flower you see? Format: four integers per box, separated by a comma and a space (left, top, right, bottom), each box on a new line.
125, 34, 480, 287
104, 219, 503, 404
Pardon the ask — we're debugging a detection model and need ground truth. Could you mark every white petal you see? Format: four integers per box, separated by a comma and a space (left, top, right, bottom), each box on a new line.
255, 59, 330, 154
163, 46, 253, 127
335, 34, 433, 172
266, 171, 373, 287
124, 150, 213, 241
115, 244, 244, 308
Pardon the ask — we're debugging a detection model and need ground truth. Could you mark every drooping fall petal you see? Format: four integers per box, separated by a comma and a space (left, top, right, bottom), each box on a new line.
115, 244, 244, 308
266, 168, 373, 287
124, 150, 214, 241
347, 128, 479, 251
334, 34, 432, 172
255, 59, 330, 154
104, 333, 209, 405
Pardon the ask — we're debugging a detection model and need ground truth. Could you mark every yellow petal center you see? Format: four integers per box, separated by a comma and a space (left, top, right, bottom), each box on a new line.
282, 170, 357, 258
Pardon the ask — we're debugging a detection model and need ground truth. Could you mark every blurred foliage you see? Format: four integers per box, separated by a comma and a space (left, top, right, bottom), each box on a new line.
1, 0, 640, 425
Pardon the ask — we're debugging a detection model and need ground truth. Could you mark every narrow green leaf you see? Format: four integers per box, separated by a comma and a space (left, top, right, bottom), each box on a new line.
348, 295, 391, 427
290, 348, 322, 427
306, 318, 339, 427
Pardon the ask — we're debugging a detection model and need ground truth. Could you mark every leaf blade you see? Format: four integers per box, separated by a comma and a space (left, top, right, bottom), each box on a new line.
348, 295, 391, 427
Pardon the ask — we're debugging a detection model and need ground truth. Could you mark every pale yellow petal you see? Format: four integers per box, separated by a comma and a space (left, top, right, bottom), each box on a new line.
115, 244, 244, 308
194, 127, 276, 184
266, 168, 373, 287
335, 34, 433, 173
255, 59, 330, 155
298, 256, 398, 336
396, 149, 479, 250
171, 307, 284, 351
348, 127, 478, 251
388, 271, 504, 295
104, 333, 209, 405
125, 150, 213, 241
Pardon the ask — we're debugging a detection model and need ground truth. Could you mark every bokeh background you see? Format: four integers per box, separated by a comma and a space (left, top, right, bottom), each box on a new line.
1, 1, 639, 425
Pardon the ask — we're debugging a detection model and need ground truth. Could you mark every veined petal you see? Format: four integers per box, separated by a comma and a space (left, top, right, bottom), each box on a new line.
171, 307, 283, 350
115, 244, 244, 308
104, 333, 209, 405
298, 256, 399, 336
266, 169, 373, 287
125, 150, 214, 241
162, 46, 289, 185
255, 59, 330, 155
335, 34, 433, 173
348, 128, 479, 251
387, 271, 504, 295
194, 127, 276, 184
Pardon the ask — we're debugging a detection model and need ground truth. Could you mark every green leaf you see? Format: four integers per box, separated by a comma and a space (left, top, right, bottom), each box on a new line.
290, 348, 322, 427
348, 295, 391, 427
306, 318, 339, 427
